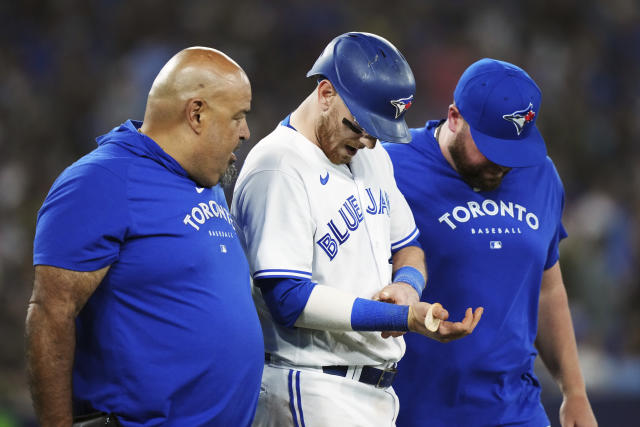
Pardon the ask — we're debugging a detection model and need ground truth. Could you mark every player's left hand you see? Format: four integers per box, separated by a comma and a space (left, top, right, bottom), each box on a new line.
373, 282, 421, 339
559, 393, 597, 427
408, 303, 483, 342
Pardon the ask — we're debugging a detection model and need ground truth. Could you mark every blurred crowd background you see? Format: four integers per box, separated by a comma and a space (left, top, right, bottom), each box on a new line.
1, 0, 639, 425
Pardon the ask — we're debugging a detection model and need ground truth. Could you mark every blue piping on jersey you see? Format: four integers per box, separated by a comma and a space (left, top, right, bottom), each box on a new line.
295, 371, 306, 427
391, 227, 420, 251
281, 114, 298, 131
254, 269, 312, 279
288, 370, 299, 427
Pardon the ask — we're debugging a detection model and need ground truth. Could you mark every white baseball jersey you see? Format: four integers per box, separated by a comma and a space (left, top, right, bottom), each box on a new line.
232, 122, 419, 367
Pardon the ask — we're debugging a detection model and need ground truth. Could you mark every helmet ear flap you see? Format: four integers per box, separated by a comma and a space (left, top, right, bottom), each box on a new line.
306, 32, 415, 143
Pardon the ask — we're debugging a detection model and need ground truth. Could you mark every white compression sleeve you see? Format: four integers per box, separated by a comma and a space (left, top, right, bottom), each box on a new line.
294, 285, 357, 331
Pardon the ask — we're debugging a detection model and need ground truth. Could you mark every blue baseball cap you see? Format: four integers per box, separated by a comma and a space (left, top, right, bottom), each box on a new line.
454, 58, 547, 167
307, 32, 416, 143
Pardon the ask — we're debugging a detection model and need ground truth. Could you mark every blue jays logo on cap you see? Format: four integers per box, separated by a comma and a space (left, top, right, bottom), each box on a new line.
390, 95, 413, 119
502, 103, 536, 136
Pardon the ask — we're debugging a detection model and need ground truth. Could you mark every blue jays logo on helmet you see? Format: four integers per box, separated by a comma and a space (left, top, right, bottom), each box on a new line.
502, 102, 536, 136
390, 95, 413, 119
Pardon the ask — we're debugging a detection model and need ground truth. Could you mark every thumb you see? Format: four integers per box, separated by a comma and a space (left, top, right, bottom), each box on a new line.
431, 303, 448, 321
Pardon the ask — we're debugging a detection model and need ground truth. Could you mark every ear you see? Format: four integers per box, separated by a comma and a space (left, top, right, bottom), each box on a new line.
447, 104, 463, 133
186, 98, 205, 134
316, 79, 337, 112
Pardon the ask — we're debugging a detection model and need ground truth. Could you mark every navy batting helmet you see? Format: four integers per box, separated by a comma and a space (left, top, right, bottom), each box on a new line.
307, 32, 416, 143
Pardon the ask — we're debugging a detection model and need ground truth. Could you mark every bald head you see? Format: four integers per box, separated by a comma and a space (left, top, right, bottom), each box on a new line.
139, 46, 252, 188
143, 47, 248, 126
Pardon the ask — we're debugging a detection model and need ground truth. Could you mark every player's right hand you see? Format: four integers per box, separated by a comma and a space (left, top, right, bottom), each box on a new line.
374, 282, 421, 339
407, 302, 483, 342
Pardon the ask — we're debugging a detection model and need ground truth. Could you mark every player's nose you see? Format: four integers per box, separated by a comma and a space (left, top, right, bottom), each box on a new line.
239, 120, 250, 141
358, 133, 377, 149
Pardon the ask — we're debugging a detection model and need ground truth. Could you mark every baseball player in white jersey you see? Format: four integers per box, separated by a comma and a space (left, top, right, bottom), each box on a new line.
232, 33, 483, 426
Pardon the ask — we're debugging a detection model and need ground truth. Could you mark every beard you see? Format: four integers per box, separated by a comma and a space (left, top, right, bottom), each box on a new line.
315, 109, 347, 164
448, 132, 508, 192
220, 162, 238, 187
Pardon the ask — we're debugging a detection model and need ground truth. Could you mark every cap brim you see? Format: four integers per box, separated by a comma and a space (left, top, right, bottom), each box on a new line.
349, 102, 412, 143
469, 124, 547, 167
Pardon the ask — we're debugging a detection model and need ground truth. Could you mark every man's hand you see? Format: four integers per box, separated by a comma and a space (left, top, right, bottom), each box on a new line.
373, 282, 420, 305
408, 302, 483, 342
373, 282, 420, 338
559, 393, 597, 427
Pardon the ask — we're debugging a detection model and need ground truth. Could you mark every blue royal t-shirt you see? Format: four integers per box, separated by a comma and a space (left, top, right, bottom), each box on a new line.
33, 120, 264, 427
384, 120, 567, 427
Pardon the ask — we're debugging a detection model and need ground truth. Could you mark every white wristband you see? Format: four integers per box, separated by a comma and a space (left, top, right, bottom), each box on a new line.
294, 285, 357, 331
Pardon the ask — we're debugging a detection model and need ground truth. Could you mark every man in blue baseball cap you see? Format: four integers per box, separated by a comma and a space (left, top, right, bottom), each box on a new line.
383, 58, 597, 426
232, 33, 483, 426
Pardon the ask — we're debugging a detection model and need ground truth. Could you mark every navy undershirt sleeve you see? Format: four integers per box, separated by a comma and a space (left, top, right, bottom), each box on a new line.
255, 277, 316, 327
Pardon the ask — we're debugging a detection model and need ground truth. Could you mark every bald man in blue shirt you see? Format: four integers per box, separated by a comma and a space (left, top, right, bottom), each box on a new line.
27, 47, 263, 427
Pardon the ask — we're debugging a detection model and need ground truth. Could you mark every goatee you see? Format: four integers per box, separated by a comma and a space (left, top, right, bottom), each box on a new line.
220, 163, 238, 187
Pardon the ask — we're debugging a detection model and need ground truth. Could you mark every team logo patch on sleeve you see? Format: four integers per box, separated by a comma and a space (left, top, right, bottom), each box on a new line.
390, 95, 413, 119
502, 102, 536, 135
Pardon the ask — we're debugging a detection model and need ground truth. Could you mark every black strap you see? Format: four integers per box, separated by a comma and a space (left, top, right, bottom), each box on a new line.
72, 412, 121, 427
321, 366, 348, 376
322, 365, 397, 388
265, 354, 397, 388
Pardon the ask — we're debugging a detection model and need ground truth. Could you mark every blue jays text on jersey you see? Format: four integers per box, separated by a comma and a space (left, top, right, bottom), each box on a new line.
316, 187, 390, 260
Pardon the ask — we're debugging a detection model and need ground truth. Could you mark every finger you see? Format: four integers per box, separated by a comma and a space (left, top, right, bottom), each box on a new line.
443, 314, 476, 337
464, 307, 474, 326
436, 321, 463, 339
378, 291, 396, 304
454, 308, 472, 332
456, 307, 482, 335
470, 307, 483, 330
381, 331, 405, 339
